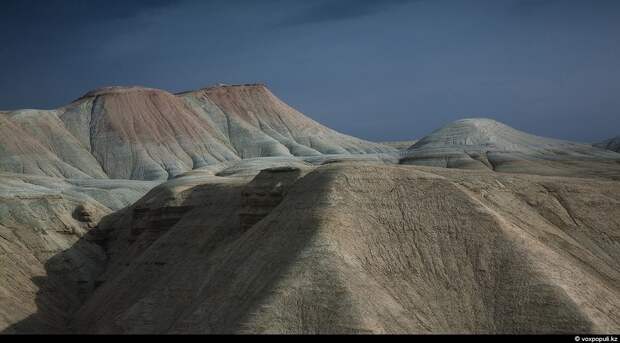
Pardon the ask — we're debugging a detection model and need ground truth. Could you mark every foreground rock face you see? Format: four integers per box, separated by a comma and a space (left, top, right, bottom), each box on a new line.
401, 119, 620, 178
239, 167, 311, 230
5, 161, 617, 334
0, 173, 157, 333
0, 84, 394, 181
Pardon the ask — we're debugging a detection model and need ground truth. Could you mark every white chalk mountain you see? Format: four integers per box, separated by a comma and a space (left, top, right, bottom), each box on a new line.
0, 84, 394, 181
401, 118, 620, 178
2, 89, 620, 334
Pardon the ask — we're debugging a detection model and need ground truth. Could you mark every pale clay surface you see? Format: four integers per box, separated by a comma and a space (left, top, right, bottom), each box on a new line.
1, 85, 620, 334
0, 84, 394, 181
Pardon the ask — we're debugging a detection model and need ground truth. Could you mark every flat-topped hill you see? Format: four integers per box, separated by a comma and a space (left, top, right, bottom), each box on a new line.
0, 84, 394, 181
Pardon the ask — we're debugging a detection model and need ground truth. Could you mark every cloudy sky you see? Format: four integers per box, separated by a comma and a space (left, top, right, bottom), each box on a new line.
1, 0, 619, 142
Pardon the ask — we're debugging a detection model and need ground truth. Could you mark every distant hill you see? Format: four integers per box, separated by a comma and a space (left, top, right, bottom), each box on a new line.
0, 84, 394, 181
594, 136, 620, 152
379, 140, 418, 150
401, 118, 620, 178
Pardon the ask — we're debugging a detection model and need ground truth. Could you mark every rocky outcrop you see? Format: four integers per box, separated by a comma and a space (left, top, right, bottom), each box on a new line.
73, 203, 101, 225
129, 206, 194, 243
27, 162, 615, 334
239, 167, 310, 230
0, 173, 157, 333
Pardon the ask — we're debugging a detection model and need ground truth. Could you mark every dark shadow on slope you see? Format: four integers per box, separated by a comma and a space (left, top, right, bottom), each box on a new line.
164, 165, 597, 333
490, 238, 595, 333
0, 210, 125, 334
450, 180, 596, 333
1, 165, 603, 334
36, 168, 327, 333
162, 166, 365, 333
1, 168, 335, 334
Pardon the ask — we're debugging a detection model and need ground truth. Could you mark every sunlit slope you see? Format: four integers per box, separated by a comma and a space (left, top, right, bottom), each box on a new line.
0, 84, 395, 181
69, 163, 620, 334
402, 118, 620, 178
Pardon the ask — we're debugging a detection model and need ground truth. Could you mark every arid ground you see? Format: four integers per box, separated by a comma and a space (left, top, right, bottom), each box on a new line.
1, 84, 619, 334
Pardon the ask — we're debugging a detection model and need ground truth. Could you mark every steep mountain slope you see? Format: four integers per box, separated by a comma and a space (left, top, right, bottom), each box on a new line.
0, 112, 106, 179
65, 86, 240, 180
0, 84, 395, 181
180, 84, 390, 158
595, 136, 620, 152
401, 118, 620, 178
0, 173, 157, 333
6, 162, 617, 334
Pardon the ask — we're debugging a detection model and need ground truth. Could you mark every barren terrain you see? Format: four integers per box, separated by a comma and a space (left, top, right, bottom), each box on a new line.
1, 85, 619, 334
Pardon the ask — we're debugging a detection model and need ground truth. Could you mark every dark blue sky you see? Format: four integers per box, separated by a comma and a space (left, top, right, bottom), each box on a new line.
1, 0, 619, 142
